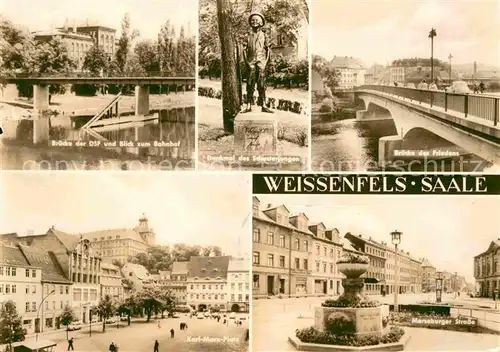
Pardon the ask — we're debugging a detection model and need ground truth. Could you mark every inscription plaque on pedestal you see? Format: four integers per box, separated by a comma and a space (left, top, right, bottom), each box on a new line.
234, 113, 277, 156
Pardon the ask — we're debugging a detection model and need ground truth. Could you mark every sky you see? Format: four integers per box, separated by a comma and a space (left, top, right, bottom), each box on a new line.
0, 0, 196, 39
256, 195, 499, 283
312, 0, 500, 67
0, 172, 251, 257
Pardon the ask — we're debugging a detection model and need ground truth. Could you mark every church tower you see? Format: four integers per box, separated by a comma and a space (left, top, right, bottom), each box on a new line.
136, 213, 155, 245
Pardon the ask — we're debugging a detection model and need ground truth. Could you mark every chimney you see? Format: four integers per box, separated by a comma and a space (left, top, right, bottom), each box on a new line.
358, 234, 362, 238
73, 20, 77, 33
369, 236, 372, 241
266, 203, 273, 209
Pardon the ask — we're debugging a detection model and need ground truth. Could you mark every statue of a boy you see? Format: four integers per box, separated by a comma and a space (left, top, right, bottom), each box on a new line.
242, 12, 273, 114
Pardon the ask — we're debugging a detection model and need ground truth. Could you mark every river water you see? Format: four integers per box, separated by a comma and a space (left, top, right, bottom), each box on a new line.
0, 107, 195, 170
312, 117, 493, 172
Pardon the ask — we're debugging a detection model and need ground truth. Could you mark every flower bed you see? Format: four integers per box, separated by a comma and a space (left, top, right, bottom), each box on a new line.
322, 299, 380, 309
197, 86, 306, 115
295, 326, 405, 347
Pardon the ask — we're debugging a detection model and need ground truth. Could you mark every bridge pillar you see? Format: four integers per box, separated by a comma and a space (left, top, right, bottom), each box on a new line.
135, 85, 150, 116
33, 84, 51, 144
378, 135, 403, 166
33, 84, 50, 110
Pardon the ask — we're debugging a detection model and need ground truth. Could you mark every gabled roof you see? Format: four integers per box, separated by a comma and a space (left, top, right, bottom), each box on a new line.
255, 209, 315, 236
17, 244, 71, 284
263, 204, 291, 214
475, 240, 500, 258
48, 228, 80, 251
187, 256, 231, 279
0, 244, 31, 266
289, 212, 310, 220
330, 56, 365, 69
82, 228, 145, 243
171, 261, 189, 275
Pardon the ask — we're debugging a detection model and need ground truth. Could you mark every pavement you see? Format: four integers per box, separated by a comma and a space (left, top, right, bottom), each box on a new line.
21, 315, 248, 352
252, 293, 500, 351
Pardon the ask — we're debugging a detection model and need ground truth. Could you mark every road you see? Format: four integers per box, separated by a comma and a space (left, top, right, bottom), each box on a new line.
18, 315, 248, 352
252, 293, 500, 351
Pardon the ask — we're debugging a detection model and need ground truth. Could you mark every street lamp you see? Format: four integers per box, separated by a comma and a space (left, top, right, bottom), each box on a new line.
448, 54, 453, 83
36, 289, 55, 341
428, 28, 437, 83
391, 230, 402, 313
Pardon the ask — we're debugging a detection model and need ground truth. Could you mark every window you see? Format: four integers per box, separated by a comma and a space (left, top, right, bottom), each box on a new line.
279, 256, 285, 267
294, 238, 300, 250
330, 249, 334, 257
316, 262, 320, 272
11, 268, 16, 276
31, 302, 36, 311
60, 286, 63, 294
267, 232, 274, 245
26, 286, 29, 294
11, 285, 16, 294
25, 302, 30, 312
238, 294, 242, 301
0, 267, 3, 275
60, 301, 63, 309
279, 235, 285, 247
66, 286, 69, 294
304, 259, 308, 270
6, 267, 11, 276
267, 254, 274, 267
323, 263, 327, 272
316, 245, 320, 255
32, 285, 36, 294
253, 229, 260, 242
0, 285, 3, 294
231, 294, 235, 301
253, 252, 260, 265
295, 258, 300, 269
32, 269, 36, 278
324, 247, 327, 256
231, 283, 235, 290
26, 269, 30, 277
330, 264, 334, 273
304, 241, 308, 251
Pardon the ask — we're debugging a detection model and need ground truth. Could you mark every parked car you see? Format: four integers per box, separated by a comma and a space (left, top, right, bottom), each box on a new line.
447, 81, 471, 94
196, 313, 204, 319
91, 318, 98, 324
120, 316, 128, 321
105, 317, 117, 324
229, 312, 236, 319
203, 312, 210, 318
67, 322, 82, 331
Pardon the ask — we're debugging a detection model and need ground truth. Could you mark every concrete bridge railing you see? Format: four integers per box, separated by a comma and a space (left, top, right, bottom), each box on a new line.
357, 85, 500, 127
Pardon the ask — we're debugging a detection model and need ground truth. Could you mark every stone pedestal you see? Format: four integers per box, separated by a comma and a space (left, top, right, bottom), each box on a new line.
314, 306, 383, 337
378, 135, 403, 165
234, 112, 278, 155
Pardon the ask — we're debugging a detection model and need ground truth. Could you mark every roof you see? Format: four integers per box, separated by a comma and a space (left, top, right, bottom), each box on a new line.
171, 261, 189, 275
340, 237, 359, 253
255, 209, 315, 237
0, 244, 31, 266
228, 257, 249, 272
82, 228, 145, 243
331, 56, 365, 69
48, 228, 80, 250
122, 263, 150, 280
17, 244, 71, 284
474, 240, 500, 258
188, 256, 231, 279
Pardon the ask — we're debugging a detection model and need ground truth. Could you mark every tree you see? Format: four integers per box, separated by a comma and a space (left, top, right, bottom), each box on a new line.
216, 0, 240, 133
115, 13, 140, 73
93, 295, 116, 332
60, 304, 75, 340
82, 45, 109, 76
0, 301, 26, 348
0, 17, 36, 72
138, 286, 164, 322
134, 40, 160, 74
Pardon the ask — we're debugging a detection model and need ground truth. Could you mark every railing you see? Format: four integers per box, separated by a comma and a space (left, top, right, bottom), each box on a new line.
357, 85, 500, 127
81, 93, 123, 130
5, 72, 195, 79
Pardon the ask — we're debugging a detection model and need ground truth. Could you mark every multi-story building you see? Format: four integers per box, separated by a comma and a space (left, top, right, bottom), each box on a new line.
421, 258, 437, 292
226, 257, 250, 312
166, 263, 188, 305
83, 215, 155, 265
0, 228, 102, 324
252, 197, 312, 297
33, 20, 116, 70
100, 262, 124, 301
0, 244, 42, 334
344, 233, 387, 295
186, 256, 230, 312
330, 56, 366, 89
474, 239, 500, 298
121, 263, 154, 292
309, 224, 343, 295
389, 66, 406, 84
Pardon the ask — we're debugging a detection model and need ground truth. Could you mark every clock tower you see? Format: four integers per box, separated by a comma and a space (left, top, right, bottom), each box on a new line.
136, 213, 155, 245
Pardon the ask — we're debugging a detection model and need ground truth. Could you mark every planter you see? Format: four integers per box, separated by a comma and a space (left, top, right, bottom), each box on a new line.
337, 263, 369, 279
314, 306, 383, 338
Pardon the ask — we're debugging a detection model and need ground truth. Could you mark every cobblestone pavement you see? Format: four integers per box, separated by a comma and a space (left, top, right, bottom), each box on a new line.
32, 316, 249, 352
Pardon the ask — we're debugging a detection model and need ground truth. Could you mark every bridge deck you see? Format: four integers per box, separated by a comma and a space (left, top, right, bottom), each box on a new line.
5, 77, 195, 85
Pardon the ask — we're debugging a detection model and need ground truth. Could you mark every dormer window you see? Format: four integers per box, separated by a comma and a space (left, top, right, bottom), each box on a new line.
201, 268, 206, 272
213, 268, 219, 272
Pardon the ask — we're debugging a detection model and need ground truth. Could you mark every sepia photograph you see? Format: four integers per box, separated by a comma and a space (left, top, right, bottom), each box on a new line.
0, 0, 196, 171
0, 172, 250, 351
310, 0, 500, 172
252, 194, 500, 351
198, 0, 309, 171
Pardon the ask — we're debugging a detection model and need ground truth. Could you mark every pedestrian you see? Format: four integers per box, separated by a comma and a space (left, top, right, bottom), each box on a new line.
245, 329, 249, 342
109, 342, 116, 352
479, 82, 485, 93
157, 320, 161, 329
154, 340, 159, 352
170, 328, 175, 338
184, 323, 188, 330
67, 337, 74, 351
179, 322, 184, 330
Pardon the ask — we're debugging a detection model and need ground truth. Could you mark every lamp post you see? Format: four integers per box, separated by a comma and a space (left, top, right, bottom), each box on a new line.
36, 289, 55, 341
436, 272, 443, 303
429, 28, 437, 83
391, 230, 402, 313
448, 54, 453, 83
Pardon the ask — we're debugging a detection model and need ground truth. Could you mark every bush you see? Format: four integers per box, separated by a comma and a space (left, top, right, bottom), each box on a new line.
296, 326, 404, 346
325, 313, 356, 335
337, 252, 370, 264
318, 103, 332, 113
322, 298, 380, 308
